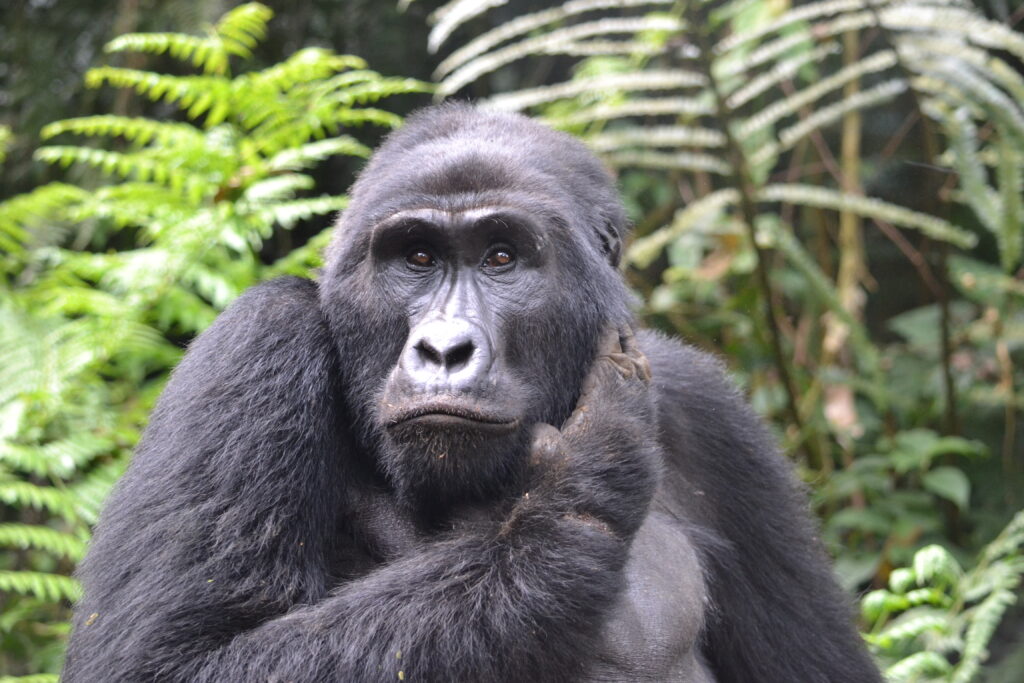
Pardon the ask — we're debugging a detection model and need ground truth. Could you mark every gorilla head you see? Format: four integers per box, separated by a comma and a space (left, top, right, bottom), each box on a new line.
320, 103, 633, 507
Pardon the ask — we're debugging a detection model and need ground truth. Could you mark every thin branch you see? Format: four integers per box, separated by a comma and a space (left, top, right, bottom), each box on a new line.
690, 5, 821, 468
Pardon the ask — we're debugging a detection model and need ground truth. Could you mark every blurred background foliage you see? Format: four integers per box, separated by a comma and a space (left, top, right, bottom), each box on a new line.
0, 0, 1022, 680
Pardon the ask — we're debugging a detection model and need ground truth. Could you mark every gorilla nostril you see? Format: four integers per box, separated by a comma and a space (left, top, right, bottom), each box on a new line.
415, 339, 444, 367
445, 341, 475, 370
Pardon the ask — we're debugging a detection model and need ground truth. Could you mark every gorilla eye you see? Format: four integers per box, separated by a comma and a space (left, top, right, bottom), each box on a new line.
406, 249, 436, 269
483, 248, 515, 270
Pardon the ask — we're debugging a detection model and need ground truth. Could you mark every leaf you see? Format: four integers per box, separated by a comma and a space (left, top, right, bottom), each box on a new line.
923, 467, 971, 511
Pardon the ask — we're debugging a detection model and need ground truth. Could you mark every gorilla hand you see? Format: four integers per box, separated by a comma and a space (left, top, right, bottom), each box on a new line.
527, 326, 659, 538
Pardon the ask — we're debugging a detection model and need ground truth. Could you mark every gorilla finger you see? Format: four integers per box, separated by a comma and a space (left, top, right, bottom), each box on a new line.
529, 423, 564, 465
596, 325, 622, 358
617, 325, 652, 382
617, 325, 638, 354
605, 352, 636, 379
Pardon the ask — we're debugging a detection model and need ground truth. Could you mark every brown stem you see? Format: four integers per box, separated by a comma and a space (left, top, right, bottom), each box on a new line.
690, 8, 819, 468
863, 2, 960, 435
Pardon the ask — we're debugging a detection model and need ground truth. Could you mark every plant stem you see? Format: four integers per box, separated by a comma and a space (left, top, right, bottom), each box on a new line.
690, 7, 820, 468
863, 3, 960, 435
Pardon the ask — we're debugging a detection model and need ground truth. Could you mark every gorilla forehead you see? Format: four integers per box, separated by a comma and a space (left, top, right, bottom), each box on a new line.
332, 103, 626, 258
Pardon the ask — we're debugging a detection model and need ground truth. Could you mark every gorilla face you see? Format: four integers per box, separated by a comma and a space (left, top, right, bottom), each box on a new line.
320, 106, 632, 507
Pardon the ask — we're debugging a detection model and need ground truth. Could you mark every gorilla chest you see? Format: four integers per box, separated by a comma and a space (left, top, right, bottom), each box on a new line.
590, 511, 714, 682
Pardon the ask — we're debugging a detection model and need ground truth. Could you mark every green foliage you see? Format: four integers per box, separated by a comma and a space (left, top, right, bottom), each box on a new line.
817, 428, 987, 589
0, 3, 422, 675
865, 512, 1024, 681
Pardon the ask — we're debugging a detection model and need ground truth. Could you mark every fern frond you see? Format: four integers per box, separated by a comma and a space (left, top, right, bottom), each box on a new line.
106, 32, 231, 74
69, 458, 127, 525
33, 146, 201, 195
978, 510, 1024, 562
41, 116, 202, 147
768, 79, 907, 158
0, 571, 81, 603
759, 185, 976, 248
901, 35, 1024, 107
0, 434, 113, 479
912, 59, 1024, 142
954, 588, 1018, 683
885, 650, 952, 681
254, 48, 367, 90
437, 16, 683, 96
588, 125, 725, 152
605, 150, 731, 175
487, 71, 705, 111
726, 43, 840, 109
716, 0, 859, 53
435, 0, 673, 76
737, 50, 899, 141
327, 77, 433, 107
213, 2, 273, 57
718, 12, 869, 79
876, 611, 948, 645
0, 480, 81, 522
554, 96, 715, 126
241, 175, 315, 203
0, 183, 85, 253
0, 674, 61, 683
940, 106, 1001, 234
628, 189, 738, 268
429, 0, 515, 53
104, 3, 272, 74
85, 68, 229, 118
883, 4, 1024, 62
265, 137, 370, 173
249, 197, 349, 231
912, 545, 962, 587
0, 524, 87, 561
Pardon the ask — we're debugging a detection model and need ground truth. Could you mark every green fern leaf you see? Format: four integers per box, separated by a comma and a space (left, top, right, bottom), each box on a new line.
885, 650, 951, 681
265, 137, 371, 173
0, 480, 80, 523
0, 675, 61, 683
759, 184, 977, 248
214, 2, 273, 57
0, 571, 81, 603
252, 197, 350, 230
42, 116, 202, 147
0, 524, 87, 561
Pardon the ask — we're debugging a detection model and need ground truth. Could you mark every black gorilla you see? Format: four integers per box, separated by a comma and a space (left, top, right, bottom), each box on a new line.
64, 104, 880, 682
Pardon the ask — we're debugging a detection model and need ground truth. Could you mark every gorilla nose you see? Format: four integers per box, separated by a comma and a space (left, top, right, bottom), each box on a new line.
403, 318, 491, 390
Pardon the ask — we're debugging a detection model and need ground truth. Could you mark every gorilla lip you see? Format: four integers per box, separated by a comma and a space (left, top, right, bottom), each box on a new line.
387, 403, 518, 433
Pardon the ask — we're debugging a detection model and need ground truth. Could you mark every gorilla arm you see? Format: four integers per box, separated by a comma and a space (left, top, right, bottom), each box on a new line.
642, 333, 882, 683
63, 279, 658, 683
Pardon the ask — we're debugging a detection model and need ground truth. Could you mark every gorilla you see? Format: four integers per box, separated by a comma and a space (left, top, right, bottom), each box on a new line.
63, 103, 880, 682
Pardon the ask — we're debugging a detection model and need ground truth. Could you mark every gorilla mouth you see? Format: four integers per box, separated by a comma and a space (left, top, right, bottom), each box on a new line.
387, 403, 519, 433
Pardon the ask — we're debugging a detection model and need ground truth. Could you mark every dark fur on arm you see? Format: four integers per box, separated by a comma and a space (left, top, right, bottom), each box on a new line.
643, 333, 880, 683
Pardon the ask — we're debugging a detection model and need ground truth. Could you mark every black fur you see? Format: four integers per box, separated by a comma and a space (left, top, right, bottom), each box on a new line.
63, 104, 880, 682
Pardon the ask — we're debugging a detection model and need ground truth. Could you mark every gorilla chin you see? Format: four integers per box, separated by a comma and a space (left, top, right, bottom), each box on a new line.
379, 390, 531, 506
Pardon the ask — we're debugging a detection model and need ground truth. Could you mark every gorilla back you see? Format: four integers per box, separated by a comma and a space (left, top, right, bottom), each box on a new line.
64, 103, 880, 682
